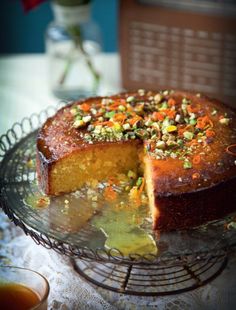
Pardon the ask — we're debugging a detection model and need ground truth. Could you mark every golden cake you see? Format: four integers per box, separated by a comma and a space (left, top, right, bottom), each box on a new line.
36, 90, 236, 230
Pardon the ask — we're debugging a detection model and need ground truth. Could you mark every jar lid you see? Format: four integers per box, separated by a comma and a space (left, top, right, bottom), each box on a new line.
54, 0, 90, 6
52, 2, 91, 26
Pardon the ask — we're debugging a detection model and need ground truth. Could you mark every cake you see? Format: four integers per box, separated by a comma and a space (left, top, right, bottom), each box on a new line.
36, 90, 236, 230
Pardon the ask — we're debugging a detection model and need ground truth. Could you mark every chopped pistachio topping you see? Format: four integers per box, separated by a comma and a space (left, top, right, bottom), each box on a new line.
166, 125, 177, 133
154, 93, 162, 103
123, 123, 131, 130
136, 177, 143, 188
70, 90, 220, 167
128, 170, 137, 179
156, 141, 166, 149
219, 118, 230, 125
82, 115, 92, 123
183, 131, 194, 140
126, 96, 135, 103
70, 108, 77, 115
73, 119, 85, 128
163, 90, 169, 96
189, 119, 197, 125
183, 160, 192, 169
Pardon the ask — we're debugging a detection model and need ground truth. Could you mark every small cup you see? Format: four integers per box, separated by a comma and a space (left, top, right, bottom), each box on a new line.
0, 266, 49, 310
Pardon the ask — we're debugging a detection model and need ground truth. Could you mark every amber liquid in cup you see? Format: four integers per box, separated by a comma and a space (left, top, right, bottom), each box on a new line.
0, 266, 49, 310
0, 283, 40, 310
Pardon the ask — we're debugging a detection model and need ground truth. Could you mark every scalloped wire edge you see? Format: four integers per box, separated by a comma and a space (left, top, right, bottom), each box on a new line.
1, 196, 234, 265
0, 101, 68, 160
0, 102, 236, 265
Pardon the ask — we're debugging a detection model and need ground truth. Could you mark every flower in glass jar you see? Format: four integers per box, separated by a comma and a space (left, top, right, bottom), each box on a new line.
21, 0, 101, 98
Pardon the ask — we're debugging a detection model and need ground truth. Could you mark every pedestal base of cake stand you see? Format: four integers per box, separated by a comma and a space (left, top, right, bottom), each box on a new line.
71, 255, 228, 296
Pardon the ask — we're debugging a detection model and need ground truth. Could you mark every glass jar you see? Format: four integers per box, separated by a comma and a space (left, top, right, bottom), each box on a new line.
46, 0, 102, 100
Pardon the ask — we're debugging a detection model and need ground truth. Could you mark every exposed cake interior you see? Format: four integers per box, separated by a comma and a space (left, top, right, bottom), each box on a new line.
143, 156, 160, 227
48, 142, 144, 195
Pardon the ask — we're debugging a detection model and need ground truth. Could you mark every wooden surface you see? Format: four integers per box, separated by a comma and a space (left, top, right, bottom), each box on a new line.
119, 0, 236, 106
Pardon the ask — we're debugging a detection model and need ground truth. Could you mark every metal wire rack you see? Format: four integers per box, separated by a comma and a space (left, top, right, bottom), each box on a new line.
0, 104, 236, 295
71, 254, 227, 295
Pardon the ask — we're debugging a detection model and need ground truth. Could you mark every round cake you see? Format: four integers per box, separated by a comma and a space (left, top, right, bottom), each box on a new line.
36, 90, 236, 230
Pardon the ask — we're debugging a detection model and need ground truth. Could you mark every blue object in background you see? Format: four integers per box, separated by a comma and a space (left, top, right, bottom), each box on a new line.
0, 0, 118, 54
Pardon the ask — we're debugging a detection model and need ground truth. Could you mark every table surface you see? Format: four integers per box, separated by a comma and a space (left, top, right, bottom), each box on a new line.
0, 53, 122, 136
0, 54, 236, 309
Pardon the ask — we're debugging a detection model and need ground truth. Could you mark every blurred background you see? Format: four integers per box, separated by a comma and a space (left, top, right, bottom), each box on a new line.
0, 0, 118, 54
0, 0, 120, 133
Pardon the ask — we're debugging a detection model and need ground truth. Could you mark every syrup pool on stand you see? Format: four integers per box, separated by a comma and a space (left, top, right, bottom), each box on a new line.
24, 173, 158, 257
92, 190, 158, 257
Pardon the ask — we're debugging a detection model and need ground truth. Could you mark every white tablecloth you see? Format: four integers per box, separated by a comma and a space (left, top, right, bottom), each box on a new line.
1, 211, 236, 310
0, 54, 122, 136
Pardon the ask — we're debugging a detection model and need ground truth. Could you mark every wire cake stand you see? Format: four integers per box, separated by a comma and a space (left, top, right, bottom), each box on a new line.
1, 105, 236, 296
